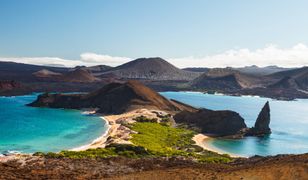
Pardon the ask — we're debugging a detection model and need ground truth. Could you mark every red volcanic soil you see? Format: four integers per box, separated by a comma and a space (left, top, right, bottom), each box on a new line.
0, 154, 307, 179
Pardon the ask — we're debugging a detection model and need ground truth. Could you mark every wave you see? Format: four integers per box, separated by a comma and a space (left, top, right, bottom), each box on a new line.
1, 150, 22, 156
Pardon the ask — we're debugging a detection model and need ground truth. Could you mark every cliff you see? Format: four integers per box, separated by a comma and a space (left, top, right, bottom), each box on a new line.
174, 109, 247, 136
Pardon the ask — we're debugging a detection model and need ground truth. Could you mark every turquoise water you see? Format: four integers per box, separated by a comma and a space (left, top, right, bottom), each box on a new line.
161, 92, 308, 157
0, 94, 108, 154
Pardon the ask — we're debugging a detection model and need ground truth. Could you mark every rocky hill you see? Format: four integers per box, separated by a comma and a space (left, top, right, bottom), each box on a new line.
60, 69, 100, 83
32, 69, 62, 78
174, 102, 271, 137
233, 65, 292, 76
28, 80, 196, 114
71, 65, 113, 75
103, 57, 201, 81
269, 67, 308, 91
183, 65, 291, 76
191, 69, 262, 91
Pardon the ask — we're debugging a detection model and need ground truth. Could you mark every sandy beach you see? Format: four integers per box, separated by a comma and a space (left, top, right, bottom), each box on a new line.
70, 116, 111, 151
193, 134, 245, 158
72, 109, 245, 158
72, 109, 162, 151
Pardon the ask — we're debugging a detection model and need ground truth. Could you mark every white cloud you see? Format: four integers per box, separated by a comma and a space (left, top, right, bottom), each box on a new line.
0, 57, 83, 67
168, 43, 308, 68
0, 53, 131, 67
1, 43, 308, 68
80, 53, 131, 66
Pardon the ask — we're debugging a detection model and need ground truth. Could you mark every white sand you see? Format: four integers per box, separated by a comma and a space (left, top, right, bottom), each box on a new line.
193, 134, 246, 158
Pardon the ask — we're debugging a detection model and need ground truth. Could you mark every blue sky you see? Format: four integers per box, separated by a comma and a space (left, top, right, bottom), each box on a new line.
1, 0, 308, 67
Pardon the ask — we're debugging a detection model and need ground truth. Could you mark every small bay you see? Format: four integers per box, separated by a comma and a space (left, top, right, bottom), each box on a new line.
0, 94, 108, 154
161, 91, 308, 157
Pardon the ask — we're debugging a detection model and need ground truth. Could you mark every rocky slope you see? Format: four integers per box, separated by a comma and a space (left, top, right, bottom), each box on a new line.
28, 80, 196, 114
0, 80, 31, 96
60, 69, 100, 83
184, 65, 292, 76
191, 68, 262, 91
0, 154, 307, 179
233, 65, 293, 76
268, 67, 308, 90
32, 69, 62, 78
103, 57, 201, 81
71, 65, 113, 75
0, 80, 22, 90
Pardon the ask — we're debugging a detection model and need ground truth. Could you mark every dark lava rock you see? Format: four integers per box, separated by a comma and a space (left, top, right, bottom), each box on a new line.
174, 109, 247, 136
246, 101, 271, 136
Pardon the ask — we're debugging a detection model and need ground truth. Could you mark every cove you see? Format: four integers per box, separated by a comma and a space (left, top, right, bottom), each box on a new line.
161, 91, 308, 156
0, 94, 108, 154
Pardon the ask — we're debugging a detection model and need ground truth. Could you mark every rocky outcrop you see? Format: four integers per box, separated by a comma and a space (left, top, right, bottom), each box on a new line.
28, 80, 196, 114
246, 101, 271, 136
174, 109, 247, 136
174, 102, 272, 138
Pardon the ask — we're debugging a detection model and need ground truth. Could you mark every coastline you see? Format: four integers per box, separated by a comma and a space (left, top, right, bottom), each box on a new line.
70, 116, 111, 151
72, 109, 247, 158
71, 109, 152, 151
193, 134, 246, 158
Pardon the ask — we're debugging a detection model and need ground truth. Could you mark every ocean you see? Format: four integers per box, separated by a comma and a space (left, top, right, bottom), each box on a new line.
161, 91, 308, 157
1, 92, 307, 157
0, 94, 108, 154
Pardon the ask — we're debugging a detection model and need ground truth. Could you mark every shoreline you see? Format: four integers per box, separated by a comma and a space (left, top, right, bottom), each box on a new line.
193, 134, 246, 158
70, 116, 111, 151
72, 109, 247, 158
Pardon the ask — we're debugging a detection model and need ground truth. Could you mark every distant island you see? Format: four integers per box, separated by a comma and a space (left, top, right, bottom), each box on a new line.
1, 57, 308, 100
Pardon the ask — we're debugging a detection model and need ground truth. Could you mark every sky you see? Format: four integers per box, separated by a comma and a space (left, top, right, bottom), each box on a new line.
1, 0, 308, 68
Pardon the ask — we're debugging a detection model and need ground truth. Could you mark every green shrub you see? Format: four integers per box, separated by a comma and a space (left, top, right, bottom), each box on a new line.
133, 115, 158, 123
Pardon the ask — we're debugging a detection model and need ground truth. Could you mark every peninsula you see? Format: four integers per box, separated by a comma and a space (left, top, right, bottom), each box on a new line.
1, 80, 306, 179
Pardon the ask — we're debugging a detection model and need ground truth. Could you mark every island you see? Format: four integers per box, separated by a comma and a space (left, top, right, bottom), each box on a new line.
0, 80, 306, 179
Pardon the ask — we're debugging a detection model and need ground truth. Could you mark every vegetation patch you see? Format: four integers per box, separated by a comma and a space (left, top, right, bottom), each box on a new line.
133, 115, 158, 123
33, 144, 150, 159
35, 122, 232, 163
129, 122, 231, 163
